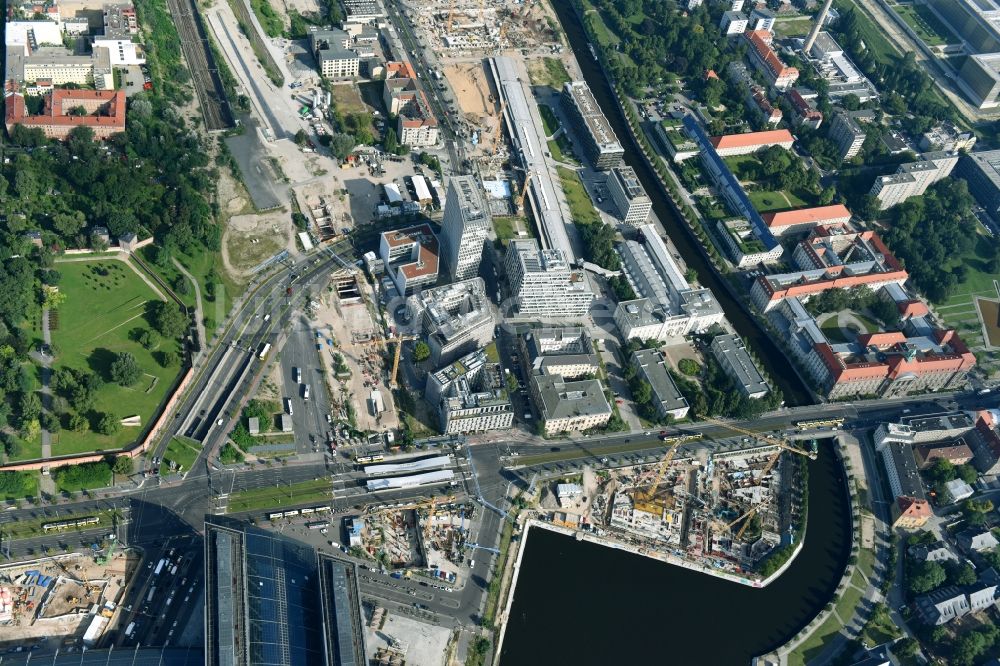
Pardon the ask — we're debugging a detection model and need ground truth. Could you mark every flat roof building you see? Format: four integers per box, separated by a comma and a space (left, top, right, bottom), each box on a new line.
310, 28, 360, 80
869, 152, 959, 210
521, 327, 600, 380
829, 112, 865, 161
632, 349, 690, 420
505, 239, 593, 316
441, 175, 491, 280
379, 224, 439, 294
710, 334, 770, 399
806, 31, 878, 102
204, 515, 366, 666
606, 165, 652, 225
562, 80, 625, 169
957, 149, 1000, 216
408, 278, 494, 366
530, 374, 612, 435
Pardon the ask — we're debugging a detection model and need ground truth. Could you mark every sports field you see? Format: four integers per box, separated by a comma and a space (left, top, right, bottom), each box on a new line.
46, 259, 184, 456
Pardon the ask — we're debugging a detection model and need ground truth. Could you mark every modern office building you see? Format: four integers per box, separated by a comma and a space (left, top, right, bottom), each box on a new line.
441, 176, 491, 280
530, 375, 612, 435
829, 111, 866, 160
379, 224, 439, 294
613, 225, 725, 341
869, 152, 959, 210
425, 349, 512, 434
744, 30, 799, 90
710, 334, 770, 399
631, 349, 690, 420
504, 239, 593, 316
408, 278, 495, 366
562, 80, 625, 169
957, 149, 1000, 215
606, 165, 652, 225
205, 515, 366, 666
310, 28, 360, 79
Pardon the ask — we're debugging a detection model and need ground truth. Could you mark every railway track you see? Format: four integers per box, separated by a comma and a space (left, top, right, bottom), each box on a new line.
166, 0, 234, 131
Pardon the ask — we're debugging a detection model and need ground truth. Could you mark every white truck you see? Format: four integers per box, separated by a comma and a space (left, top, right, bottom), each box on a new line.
303, 384, 311, 401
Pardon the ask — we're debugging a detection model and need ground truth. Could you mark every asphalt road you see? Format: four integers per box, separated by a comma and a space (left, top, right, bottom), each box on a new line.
279, 315, 336, 455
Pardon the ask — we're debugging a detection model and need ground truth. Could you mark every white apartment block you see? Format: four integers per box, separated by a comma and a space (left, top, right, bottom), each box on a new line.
606, 166, 652, 225
442, 390, 514, 434
870, 152, 959, 210
505, 239, 593, 316
721, 11, 748, 36
441, 176, 491, 280
829, 112, 865, 161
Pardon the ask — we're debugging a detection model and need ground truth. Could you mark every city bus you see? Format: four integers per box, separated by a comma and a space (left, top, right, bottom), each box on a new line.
305, 521, 327, 530
355, 454, 385, 465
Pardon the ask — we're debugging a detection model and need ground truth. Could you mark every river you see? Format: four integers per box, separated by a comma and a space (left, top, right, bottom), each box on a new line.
499, 442, 852, 664
497, 6, 853, 663
548, 0, 812, 406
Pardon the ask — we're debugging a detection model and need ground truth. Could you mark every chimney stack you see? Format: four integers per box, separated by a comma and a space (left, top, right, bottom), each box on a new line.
803, 0, 834, 55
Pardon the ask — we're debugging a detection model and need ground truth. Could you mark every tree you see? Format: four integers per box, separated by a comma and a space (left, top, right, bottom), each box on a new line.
112, 456, 133, 476
68, 412, 88, 433
294, 129, 307, 146
928, 458, 956, 484
506, 373, 519, 393
413, 341, 431, 362
110, 351, 142, 386
678, 358, 700, 376
97, 412, 120, 436
19, 392, 41, 425
956, 464, 978, 485
894, 637, 919, 659
946, 560, 977, 586
329, 133, 356, 159
136, 329, 156, 349
907, 560, 946, 595
383, 127, 399, 154
151, 301, 188, 339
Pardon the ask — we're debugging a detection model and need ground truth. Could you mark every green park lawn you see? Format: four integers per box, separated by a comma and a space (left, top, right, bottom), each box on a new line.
747, 188, 811, 213
774, 16, 815, 37
46, 259, 185, 456
164, 436, 202, 475
556, 166, 601, 226
538, 104, 560, 137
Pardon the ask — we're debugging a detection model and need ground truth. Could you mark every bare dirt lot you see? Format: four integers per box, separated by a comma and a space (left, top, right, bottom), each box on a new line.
222, 210, 296, 278
444, 62, 494, 120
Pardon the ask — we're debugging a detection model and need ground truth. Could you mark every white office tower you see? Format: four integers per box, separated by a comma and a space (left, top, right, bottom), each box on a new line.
504, 239, 594, 316
441, 175, 491, 281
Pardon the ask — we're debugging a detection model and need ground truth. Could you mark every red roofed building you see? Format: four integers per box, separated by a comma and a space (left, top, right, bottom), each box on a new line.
893, 496, 932, 529
709, 128, 794, 156
379, 223, 439, 294
761, 204, 851, 236
749, 87, 782, 125
744, 30, 799, 90
968, 412, 1000, 474
5, 90, 125, 140
396, 90, 439, 147
752, 228, 909, 311
786, 88, 823, 129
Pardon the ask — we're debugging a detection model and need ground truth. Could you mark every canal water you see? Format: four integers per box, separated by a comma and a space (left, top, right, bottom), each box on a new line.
499, 442, 851, 664
548, 1, 811, 405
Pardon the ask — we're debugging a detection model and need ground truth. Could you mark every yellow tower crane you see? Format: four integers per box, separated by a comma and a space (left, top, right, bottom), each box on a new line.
353, 334, 417, 388
703, 416, 815, 540
629, 433, 702, 514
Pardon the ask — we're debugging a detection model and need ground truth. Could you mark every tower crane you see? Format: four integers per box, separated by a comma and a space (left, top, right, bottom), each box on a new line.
631, 438, 684, 514
353, 334, 417, 388
703, 417, 815, 540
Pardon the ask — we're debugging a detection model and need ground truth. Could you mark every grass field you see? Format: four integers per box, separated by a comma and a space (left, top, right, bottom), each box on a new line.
227, 478, 333, 514
821, 318, 851, 344
527, 57, 573, 88
774, 16, 815, 37
331, 84, 368, 114
47, 259, 184, 456
834, 0, 900, 63
556, 166, 601, 226
747, 188, 811, 213
894, 4, 958, 46
538, 104, 560, 137
164, 436, 202, 474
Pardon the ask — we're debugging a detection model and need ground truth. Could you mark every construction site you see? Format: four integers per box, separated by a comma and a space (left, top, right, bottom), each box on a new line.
544, 427, 815, 577
356, 499, 470, 585
0, 544, 134, 650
